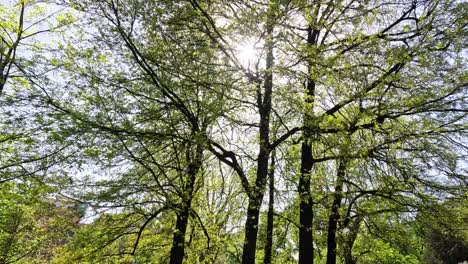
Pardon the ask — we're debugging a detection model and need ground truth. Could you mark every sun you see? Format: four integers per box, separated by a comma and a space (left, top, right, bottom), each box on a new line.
237, 41, 258, 67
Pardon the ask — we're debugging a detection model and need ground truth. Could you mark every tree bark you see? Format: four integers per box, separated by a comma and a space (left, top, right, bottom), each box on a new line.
263, 152, 276, 264
170, 207, 191, 264
169, 146, 202, 264
326, 160, 346, 264
299, 142, 314, 264
343, 217, 361, 264
299, 24, 319, 264
241, 4, 275, 263
241, 195, 264, 264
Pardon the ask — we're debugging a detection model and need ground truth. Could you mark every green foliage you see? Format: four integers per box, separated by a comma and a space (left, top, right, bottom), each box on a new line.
54, 212, 174, 263
354, 238, 419, 264
0, 0, 466, 263
0, 180, 79, 263
420, 196, 468, 264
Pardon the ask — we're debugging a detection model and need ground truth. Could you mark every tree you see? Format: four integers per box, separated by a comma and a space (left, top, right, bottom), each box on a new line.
0, 0, 26, 94
0, 181, 83, 263
270, 1, 467, 263
421, 195, 468, 264
52, 0, 468, 263
33, 1, 232, 263
0, 0, 466, 263
0, 0, 75, 95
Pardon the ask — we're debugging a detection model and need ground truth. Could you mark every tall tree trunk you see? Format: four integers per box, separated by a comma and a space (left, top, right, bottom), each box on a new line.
242, 195, 264, 264
299, 24, 319, 264
326, 160, 346, 264
264, 151, 276, 264
299, 142, 314, 264
169, 146, 202, 264
343, 217, 361, 264
241, 4, 275, 263
170, 206, 191, 264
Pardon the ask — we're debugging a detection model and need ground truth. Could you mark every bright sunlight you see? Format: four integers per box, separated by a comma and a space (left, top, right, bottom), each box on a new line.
236, 40, 258, 67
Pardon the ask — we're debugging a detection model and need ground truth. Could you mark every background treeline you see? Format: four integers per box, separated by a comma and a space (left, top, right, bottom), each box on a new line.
0, 0, 467, 263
